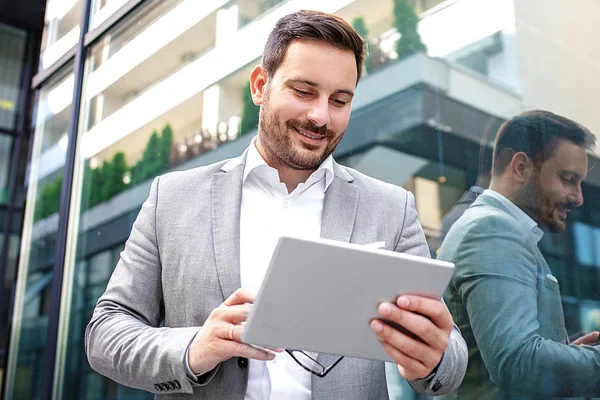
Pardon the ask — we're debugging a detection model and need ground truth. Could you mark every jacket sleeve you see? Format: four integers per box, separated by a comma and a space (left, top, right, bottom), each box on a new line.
449, 215, 600, 397
394, 191, 468, 396
85, 176, 201, 395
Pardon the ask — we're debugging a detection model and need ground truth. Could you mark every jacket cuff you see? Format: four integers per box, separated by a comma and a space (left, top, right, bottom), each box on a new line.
183, 335, 221, 386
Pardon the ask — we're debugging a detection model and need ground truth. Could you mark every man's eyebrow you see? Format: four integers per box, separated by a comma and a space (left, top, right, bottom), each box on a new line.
286, 79, 354, 97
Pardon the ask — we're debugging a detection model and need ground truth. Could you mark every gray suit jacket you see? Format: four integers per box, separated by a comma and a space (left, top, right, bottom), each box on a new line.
85, 152, 467, 399
439, 194, 600, 399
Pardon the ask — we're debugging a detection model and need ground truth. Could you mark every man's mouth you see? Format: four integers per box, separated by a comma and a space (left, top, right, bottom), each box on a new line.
556, 206, 571, 220
296, 128, 326, 141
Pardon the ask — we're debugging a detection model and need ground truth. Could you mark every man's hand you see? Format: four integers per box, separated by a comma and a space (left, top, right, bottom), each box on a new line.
370, 295, 453, 381
572, 331, 600, 346
188, 289, 282, 375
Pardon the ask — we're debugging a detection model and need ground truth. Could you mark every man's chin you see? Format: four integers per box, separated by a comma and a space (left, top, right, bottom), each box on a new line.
284, 153, 325, 170
548, 220, 567, 234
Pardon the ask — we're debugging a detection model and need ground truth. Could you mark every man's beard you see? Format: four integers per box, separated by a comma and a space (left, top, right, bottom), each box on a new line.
517, 175, 572, 233
257, 91, 342, 171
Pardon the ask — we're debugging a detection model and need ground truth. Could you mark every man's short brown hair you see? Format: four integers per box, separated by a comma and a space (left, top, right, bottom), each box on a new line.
492, 110, 596, 176
262, 10, 366, 83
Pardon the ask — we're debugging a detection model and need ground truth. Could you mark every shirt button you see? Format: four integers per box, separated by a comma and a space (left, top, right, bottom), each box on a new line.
238, 357, 248, 368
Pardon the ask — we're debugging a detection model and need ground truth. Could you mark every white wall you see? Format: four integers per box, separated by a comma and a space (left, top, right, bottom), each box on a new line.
514, 0, 600, 152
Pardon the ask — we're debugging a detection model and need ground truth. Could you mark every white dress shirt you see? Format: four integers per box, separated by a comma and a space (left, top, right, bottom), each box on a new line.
235, 138, 334, 400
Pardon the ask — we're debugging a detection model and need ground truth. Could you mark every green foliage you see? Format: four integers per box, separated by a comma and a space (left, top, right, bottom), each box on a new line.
131, 125, 173, 185
104, 152, 128, 199
240, 82, 259, 135
351, 17, 373, 75
81, 162, 104, 211
160, 124, 174, 170
139, 130, 161, 182
393, 0, 427, 61
352, 16, 368, 39
34, 175, 62, 221
37, 123, 176, 219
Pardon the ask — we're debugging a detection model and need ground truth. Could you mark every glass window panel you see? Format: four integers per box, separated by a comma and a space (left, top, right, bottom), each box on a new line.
593, 227, 600, 267
0, 134, 13, 204
562, 300, 581, 337
39, 0, 83, 71
539, 230, 570, 258
5, 66, 72, 400
89, 0, 128, 30
21, 0, 599, 399
0, 24, 27, 131
579, 302, 600, 333
573, 222, 594, 266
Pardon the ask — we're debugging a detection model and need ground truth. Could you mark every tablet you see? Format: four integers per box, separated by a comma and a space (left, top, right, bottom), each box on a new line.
241, 236, 455, 362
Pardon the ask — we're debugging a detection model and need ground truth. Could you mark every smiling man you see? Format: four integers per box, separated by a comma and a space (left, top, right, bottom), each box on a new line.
438, 110, 600, 399
85, 10, 467, 399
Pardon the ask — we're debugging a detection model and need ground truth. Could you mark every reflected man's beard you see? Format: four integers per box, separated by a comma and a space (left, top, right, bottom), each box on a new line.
518, 178, 571, 233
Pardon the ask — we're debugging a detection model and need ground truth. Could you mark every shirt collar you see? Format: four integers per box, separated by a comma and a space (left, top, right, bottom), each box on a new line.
482, 189, 544, 243
223, 136, 335, 191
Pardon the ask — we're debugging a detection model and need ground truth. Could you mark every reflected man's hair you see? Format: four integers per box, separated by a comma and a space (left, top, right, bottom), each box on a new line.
262, 10, 366, 83
492, 110, 596, 176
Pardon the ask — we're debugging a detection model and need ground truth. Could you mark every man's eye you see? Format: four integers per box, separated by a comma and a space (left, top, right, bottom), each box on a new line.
295, 89, 310, 96
331, 98, 347, 106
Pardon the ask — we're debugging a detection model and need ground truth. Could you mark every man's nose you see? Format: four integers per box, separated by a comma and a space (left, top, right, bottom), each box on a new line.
306, 97, 330, 128
569, 186, 584, 207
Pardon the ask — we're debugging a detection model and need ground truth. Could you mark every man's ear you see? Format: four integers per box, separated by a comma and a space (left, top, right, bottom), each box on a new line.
249, 65, 268, 106
509, 152, 534, 184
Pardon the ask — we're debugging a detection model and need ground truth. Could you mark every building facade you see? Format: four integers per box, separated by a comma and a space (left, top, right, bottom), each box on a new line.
0, 0, 46, 395
3, 0, 600, 399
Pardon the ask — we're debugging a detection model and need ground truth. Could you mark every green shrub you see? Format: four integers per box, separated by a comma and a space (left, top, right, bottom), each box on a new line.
393, 0, 427, 61
240, 82, 259, 135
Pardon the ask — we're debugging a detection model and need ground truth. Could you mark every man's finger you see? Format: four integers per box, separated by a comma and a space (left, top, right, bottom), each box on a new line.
572, 331, 600, 346
378, 302, 448, 350
229, 341, 277, 361
396, 295, 454, 332
223, 288, 256, 306
219, 304, 253, 324
370, 318, 440, 368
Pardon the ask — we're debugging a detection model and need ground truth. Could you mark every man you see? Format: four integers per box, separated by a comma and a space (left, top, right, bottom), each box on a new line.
438, 110, 600, 399
85, 10, 467, 399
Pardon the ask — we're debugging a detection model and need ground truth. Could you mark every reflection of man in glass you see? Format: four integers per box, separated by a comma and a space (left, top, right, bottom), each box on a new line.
438, 110, 600, 399
85, 10, 467, 398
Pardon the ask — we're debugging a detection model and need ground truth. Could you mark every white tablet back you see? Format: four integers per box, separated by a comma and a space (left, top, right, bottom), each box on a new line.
241, 236, 455, 362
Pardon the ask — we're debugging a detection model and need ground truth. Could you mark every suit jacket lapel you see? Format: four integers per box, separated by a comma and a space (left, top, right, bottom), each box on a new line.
320, 162, 360, 242
211, 162, 244, 301
318, 162, 359, 367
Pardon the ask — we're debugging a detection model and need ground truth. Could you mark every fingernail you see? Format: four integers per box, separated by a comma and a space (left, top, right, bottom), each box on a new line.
371, 320, 383, 332
268, 352, 276, 360
397, 296, 409, 308
379, 303, 392, 315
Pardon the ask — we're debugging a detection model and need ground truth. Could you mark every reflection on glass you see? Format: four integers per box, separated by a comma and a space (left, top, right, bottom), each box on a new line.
6, 67, 73, 399
25, 0, 600, 398
39, 0, 83, 70
89, 0, 128, 30
55, 1, 254, 397
0, 134, 13, 203
237, 0, 288, 28
344, 0, 520, 92
0, 24, 27, 131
